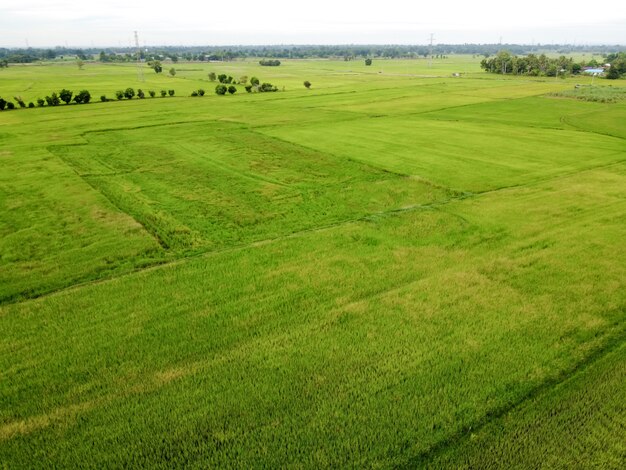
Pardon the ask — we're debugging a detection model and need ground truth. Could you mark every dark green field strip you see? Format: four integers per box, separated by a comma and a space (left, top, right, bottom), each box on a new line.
0, 145, 164, 304
425, 339, 626, 469
1, 164, 624, 467
51, 122, 452, 252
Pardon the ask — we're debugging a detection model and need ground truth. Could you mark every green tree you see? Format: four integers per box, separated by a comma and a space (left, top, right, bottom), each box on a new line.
228, 85, 237, 94
59, 89, 73, 104
160, 90, 167, 97
0, 98, 6, 110
115, 90, 124, 100
208, 72, 216, 81
168, 89, 175, 96
149, 90, 156, 98
215, 84, 227, 95
169, 67, 176, 77
304, 80, 311, 89
250, 76, 260, 86
365, 58, 372, 66
124, 88, 135, 99
36, 98, 45, 107
73, 90, 91, 104
137, 89, 145, 99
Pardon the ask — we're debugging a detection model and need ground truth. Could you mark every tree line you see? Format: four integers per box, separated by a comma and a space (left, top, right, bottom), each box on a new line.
480, 50, 626, 78
0, 87, 178, 111
3, 44, 625, 64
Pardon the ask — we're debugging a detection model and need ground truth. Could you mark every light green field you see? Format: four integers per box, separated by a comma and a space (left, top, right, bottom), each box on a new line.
1, 58, 625, 467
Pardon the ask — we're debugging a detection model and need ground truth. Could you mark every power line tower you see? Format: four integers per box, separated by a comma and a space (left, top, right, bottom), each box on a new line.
134, 30, 144, 82
428, 33, 435, 68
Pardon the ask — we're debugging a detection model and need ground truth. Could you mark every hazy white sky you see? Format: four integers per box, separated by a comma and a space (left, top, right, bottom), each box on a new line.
0, 0, 624, 47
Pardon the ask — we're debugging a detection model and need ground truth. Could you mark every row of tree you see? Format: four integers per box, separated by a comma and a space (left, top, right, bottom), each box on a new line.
480, 51, 620, 77
2, 44, 626, 64
0, 88, 180, 111
259, 59, 281, 66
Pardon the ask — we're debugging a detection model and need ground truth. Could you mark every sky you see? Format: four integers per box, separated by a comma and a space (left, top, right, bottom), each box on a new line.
0, 0, 624, 48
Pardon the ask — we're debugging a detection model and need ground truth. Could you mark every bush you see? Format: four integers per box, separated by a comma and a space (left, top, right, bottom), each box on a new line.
149, 90, 156, 98
169, 67, 176, 77
259, 59, 281, 66
198, 89, 205, 96
28, 102, 34, 108
137, 89, 145, 99
100, 95, 107, 102
160, 90, 167, 97
14, 96, 26, 108
215, 84, 227, 95
245, 85, 252, 93
304, 80, 311, 89
59, 89, 73, 104
259, 82, 278, 92
0, 98, 6, 110
228, 85, 237, 95
191, 91, 198, 97
7, 102, 15, 110
124, 88, 135, 99
365, 58, 372, 66
45, 93, 60, 106
208, 72, 216, 81
250, 76, 260, 86
168, 89, 175, 97
239, 75, 248, 85
115, 90, 124, 100
74, 90, 91, 104
37, 98, 45, 107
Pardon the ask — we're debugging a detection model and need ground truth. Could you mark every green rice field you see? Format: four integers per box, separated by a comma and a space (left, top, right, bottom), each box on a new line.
1, 57, 625, 467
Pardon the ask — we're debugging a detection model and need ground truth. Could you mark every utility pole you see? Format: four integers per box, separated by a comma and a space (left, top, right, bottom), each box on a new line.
134, 31, 144, 82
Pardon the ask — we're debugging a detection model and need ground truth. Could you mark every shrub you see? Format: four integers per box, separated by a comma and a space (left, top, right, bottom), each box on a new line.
259, 82, 278, 92
191, 91, 198, 97
245, 85, 252, 93
28, 102, 34, 108
250, 76, 260, 86
45, 93, 60, 106
168, 89, 175, 97
14, 96, 26, 108
59, 89, 73, 104
74, 90, 91, 104
160, 90, 167, 97
228, 85, 237, 95
215, 84, 227, 95
115, 90, 124, 100
37, 98, 45, 107
208, 72, 216, 81
149, 90, 156, 98
169, 67, 176, 77
124, 88, 135, 99
304, 80, 311, 89
137, 89, 145, 99
7, 102, 15, 109
365, 58, 372, 66
100, 95, 107, 102
0, 98, 6, 110
198, 89, 205, 96
259, 59, 281, 66
239, 75, 248, 85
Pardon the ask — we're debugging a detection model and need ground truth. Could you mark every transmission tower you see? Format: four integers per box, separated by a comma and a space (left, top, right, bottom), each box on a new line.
428, 33, 435, 68
134, 31, 144, 82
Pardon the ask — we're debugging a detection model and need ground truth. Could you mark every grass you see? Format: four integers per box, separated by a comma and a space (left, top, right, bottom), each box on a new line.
550, 84, 626, 103
0, 57, 625, 467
